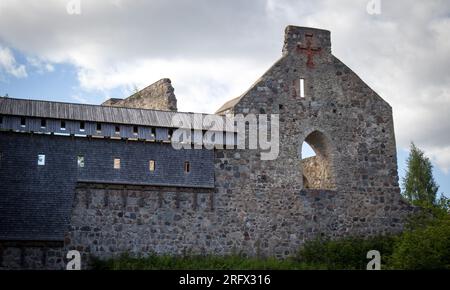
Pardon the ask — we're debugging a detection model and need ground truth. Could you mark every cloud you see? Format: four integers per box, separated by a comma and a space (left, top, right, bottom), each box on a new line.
0, 0, 449, 171
26, 56, 55, 73
426, 146, 450, 174
76, 57, 268, 113
0, 45, 27, 78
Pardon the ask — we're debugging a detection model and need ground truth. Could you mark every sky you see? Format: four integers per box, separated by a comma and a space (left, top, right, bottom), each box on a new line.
0, 0, 449, 197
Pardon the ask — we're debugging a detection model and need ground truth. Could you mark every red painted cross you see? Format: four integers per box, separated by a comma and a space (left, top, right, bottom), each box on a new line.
297, 34, 321, 68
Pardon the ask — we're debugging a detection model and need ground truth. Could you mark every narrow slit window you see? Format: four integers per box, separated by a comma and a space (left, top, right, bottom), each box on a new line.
96, 123, 101, 133
61, 120, 66, 130
191, 130, 195, 142
41, 119, 46, 128
300, 78, 305, 98
115, 126, 120, 134
0, 115, 3, 124
77, 155, 85, 168
133, 126, 138, 135
113, 158, 121, 169
20, 117, 26, 127
80, 121, 85, 131
149, 160, 155, 171
151, 128, 156, 137
184, 161, 190, 173
168, 129, 173, 140
38, 154, 45, 166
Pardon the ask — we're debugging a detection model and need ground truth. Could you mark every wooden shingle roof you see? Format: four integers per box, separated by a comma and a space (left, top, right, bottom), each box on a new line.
0, 97, 235, 132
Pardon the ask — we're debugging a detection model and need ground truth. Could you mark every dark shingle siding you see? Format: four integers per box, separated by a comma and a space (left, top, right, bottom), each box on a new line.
0, 132, 215, 241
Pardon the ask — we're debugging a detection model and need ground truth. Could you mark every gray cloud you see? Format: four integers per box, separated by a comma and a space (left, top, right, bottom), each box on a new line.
0, 45, 27, 78
0, 0, 449, 170
0, 0, 279, 63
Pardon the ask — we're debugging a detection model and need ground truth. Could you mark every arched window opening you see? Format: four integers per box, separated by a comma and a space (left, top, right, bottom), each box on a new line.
300, 130, 336, 190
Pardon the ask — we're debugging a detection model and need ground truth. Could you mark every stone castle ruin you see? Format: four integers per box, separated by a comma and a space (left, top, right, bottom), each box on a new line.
0, 26, 412, 269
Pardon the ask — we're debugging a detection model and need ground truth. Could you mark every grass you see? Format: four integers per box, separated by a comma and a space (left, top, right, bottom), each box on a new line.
91, 235, 393, 270
92, 253, 327, 270
93, 254, 326, 270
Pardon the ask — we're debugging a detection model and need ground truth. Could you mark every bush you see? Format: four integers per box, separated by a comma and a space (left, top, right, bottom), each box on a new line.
296, 235, 397, 270
92, 236, 396, 270
390, 215, 450, 269
92, 253, 319, 270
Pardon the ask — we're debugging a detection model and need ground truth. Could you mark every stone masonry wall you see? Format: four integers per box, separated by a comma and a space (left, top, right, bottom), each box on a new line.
102, 78, 177, 111
66, 185, 215, 259
209, 26, 413, 256
0, 182, 411, 269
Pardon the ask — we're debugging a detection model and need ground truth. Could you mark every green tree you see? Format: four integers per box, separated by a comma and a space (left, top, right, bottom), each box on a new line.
390, 214, 450, 269
402, 142, 439, 207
